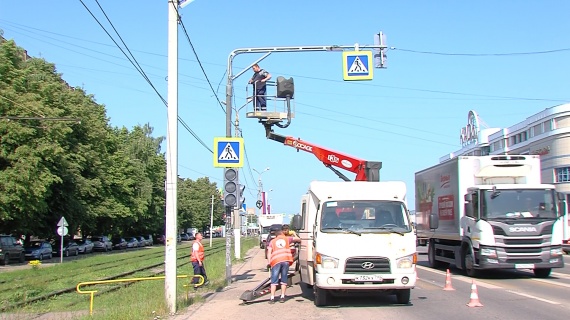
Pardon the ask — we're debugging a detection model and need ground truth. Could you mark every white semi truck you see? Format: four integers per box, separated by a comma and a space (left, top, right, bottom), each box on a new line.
415, 155, 566, 278
291, 181, 417, 306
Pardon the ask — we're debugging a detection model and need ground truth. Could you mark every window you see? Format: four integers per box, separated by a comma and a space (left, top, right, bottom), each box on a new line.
533, 123, 543, 136
544, 120, 552, 132
556, 167, 570, 183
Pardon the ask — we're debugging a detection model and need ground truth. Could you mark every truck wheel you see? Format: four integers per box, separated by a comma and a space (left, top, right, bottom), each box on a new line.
260, 243, 265, 249
314, 286, 329, 307
2, 255, 8, 266
395, 289, 411, 304
19, 253, 25, 263
463, 251, 479, 278
533, 268, 551, 278
428, 241, 446, 269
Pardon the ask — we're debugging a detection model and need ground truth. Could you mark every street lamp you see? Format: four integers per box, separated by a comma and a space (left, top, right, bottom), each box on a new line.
253, 167, 270, 214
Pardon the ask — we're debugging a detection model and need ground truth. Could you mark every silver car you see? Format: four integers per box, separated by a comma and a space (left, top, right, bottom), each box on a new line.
91, 236, 113, 252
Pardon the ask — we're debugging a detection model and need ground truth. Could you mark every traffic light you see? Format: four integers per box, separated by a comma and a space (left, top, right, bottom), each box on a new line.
237, 184, 246, 209
223, 168, 238, 207
276, 76, 294, 98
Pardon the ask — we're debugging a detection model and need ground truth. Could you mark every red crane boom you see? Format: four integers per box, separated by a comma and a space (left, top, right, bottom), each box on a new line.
266, 131, 381, 182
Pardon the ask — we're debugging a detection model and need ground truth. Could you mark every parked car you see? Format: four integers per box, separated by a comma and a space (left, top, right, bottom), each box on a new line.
112, 237, 127, 250
0, 235, 25, 265
124, 237, 139, 248
180, 233, 191, 241
91, 236, 113, 252
53, 239, 79, 257
145, 235, 154, 246
135, 236, 148, 246
76, 239, 94, 254
24, 240, 53, 260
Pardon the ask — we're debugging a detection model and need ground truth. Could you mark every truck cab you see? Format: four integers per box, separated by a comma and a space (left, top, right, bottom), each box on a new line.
294, 181, 417, 307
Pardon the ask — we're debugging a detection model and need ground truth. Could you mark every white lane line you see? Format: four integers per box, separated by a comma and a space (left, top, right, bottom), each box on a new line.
531, 277, 570, 288
416, 265, 502, 289
551, 272, 570, 280
506, 290, 561, 305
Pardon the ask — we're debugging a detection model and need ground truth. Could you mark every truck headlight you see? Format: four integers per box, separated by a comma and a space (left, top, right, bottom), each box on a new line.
397, 254, 416, 269
315, 252, 339, 269
550, 248, 563, 256
480, 248, 497, 258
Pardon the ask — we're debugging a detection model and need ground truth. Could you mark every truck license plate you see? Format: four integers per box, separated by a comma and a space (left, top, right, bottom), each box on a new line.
354, 275, 382, 282
515, 263, 534, 269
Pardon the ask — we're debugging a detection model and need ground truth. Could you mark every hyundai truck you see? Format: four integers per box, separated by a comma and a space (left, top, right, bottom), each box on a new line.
292, 181, 417, 306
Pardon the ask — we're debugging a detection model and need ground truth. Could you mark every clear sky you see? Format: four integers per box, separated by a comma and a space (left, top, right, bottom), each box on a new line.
1, 1, 569, 214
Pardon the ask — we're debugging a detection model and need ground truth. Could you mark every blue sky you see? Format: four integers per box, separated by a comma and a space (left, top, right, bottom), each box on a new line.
1, 1, 569, 214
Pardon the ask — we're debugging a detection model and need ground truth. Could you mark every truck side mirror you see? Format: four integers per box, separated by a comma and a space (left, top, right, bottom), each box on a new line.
429, 213, 439, 230
464, 194, 472, 202
291, 214, 303, 230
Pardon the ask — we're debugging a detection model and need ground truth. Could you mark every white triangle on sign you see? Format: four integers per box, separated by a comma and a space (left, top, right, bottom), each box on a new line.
219, 143, 239, 161
348, 56, 368, 73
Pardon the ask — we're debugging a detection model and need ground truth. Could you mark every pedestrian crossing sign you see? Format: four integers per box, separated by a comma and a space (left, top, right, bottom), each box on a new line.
342, 51, 373, 81
213, 137, 244, 168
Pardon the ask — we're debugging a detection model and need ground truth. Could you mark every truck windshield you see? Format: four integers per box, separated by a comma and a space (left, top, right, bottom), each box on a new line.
482, 189, 558, 219
320, 200, 411, 233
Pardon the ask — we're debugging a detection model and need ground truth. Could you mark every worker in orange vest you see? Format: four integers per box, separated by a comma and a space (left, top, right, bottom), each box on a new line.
191, 232, 209, 287
267, 227, 301, 304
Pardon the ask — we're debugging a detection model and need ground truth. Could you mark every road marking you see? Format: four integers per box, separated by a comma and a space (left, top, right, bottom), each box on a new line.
506, 290, 561, 305
416, 265, 502, 289
531, 277, 570, 289
551, 272, 570, 280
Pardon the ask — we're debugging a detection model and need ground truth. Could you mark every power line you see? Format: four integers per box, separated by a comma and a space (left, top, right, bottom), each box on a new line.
393, 47, 570, 56
171, 3, 226, 114
78, 0, 213, 153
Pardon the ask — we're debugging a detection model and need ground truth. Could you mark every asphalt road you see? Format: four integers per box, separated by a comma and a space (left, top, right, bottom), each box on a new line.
181, 247, 570, 320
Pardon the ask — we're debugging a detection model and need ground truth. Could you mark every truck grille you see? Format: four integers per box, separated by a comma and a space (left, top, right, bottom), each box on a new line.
503, 238, 544, 245
504, 247, 543, 254
344, 257, 390, 274
492, 225, 552, 236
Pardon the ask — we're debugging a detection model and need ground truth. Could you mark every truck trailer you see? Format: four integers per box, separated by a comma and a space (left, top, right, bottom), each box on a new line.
415, 155, 565, 278
292, 181, 417, 306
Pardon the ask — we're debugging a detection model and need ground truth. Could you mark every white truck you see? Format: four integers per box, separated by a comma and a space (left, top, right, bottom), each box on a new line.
258, 213, 284, 249
416, 155, 566, 278
291, 181, 417, 306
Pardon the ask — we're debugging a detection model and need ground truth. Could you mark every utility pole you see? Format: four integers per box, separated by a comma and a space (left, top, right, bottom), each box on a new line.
165, 0, 179, 314
209, 194, 214, 247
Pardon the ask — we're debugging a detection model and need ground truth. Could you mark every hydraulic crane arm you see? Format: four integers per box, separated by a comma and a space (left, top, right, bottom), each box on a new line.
266, 131, 382, 182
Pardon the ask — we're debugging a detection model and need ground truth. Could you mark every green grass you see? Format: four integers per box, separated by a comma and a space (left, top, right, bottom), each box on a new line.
0, 236, 257, 320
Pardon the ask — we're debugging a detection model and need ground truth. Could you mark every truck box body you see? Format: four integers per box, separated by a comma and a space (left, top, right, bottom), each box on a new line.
296, 181, 417, 306
415, 155, 565, 277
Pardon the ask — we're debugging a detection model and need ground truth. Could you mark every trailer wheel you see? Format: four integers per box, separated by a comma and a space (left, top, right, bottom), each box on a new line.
314, 286, 329, 307
533, 268, 551, 278
428, 241, 446, 269
395, 289, 411, 304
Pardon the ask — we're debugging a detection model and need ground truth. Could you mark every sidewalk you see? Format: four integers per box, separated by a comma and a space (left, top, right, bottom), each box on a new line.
170, 246, 273, 320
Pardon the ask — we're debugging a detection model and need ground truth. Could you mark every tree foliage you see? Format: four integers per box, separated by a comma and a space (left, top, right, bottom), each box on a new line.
0, 38, 221, 239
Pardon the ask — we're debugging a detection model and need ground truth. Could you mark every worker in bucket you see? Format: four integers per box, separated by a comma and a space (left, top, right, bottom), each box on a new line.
266, 227, 300, 304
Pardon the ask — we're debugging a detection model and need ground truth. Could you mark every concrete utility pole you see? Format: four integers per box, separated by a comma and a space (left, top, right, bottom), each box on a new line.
165, 0, 179, 314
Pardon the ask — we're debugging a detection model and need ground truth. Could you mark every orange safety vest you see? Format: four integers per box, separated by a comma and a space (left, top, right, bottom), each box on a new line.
191, 241, 204, 262
269, 235, 293, 267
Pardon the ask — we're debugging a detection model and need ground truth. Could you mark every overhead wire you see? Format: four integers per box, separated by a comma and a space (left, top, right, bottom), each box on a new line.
78, 0, 212, 153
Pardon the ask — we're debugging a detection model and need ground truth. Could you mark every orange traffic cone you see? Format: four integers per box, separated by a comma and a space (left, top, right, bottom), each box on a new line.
466, 280, 483, 307
443, 269, 455, 291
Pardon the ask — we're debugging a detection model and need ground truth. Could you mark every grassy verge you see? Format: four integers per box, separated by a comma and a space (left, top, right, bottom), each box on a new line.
0, 236, 257, 320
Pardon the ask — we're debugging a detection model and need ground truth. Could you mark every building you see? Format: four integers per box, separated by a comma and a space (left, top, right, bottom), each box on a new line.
440, 104, 570, 204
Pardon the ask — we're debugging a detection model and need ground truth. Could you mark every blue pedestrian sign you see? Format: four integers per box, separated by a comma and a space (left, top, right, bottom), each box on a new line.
342, 51, 373, 81
213, 137, 244, 168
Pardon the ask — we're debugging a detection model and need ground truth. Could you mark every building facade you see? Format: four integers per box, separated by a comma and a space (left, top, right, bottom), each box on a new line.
440, 104, 570, 204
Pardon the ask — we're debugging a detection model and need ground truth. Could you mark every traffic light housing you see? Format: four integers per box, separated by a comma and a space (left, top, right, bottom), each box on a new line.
223, 168, 239, 207
276, 76, 294, 98
237, 184, 246, 209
